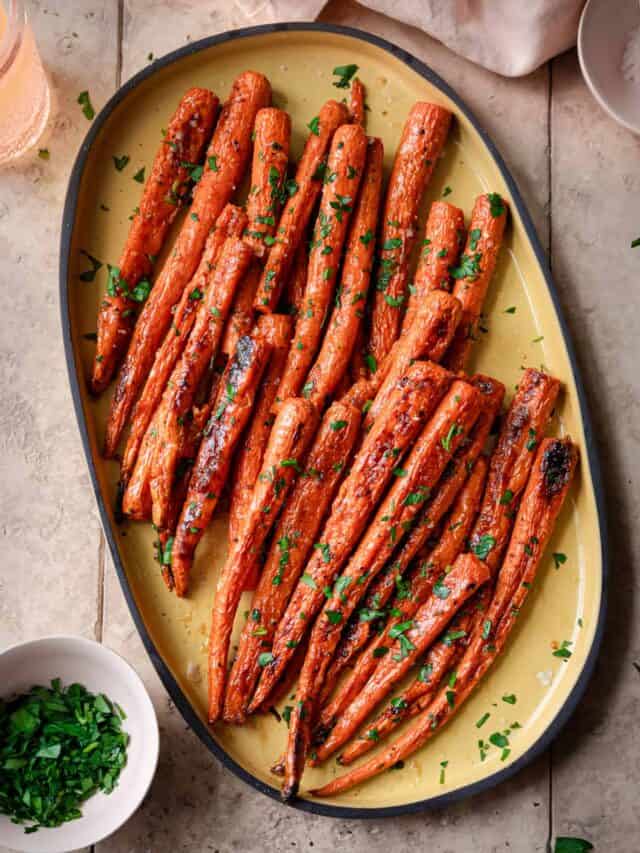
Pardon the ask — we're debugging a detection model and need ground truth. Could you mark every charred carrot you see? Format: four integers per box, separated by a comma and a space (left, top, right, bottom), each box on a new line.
280, 242, 308, 318
468, 367, 560, 576
92, 88, 219, 393
148, 239, 254, 530
315, 455, 488, 764
170, 333, 271, 596
120, 204, 247, 486
220, 262, 261, 358
244, 108, 292, 257
275, 123, 368, 403
208, 397, 318, 722
310, 438, 578, 797
104, 71, 271, 457
304, 137, 384, 409
368, 102, 452, 365
307, 553, 489, 781
229, 314, 293, 561
444, 192, 508, 371
254, 100, 350, 312
223, 400, 361, 724
281, 380, 483, 795
401, 201, 465, 335
247, 361, 452, 713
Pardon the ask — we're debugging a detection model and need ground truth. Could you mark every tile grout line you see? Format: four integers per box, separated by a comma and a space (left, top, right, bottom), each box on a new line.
92, 5, 125, 851
546, 56, 554, 853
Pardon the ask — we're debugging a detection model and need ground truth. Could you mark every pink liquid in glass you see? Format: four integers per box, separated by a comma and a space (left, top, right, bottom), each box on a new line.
0, 0, 51, 165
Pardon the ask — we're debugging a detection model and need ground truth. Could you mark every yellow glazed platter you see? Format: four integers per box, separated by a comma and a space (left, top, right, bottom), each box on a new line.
60, 24, 607, 816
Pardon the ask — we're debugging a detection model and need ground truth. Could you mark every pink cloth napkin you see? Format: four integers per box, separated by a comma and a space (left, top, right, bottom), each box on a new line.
234, 0, 585, 76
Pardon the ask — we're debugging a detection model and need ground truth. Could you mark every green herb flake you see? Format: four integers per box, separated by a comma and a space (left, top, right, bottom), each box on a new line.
476, 712, 490, 728
553, 838, 594, 853
133, 166, 145, 183
502, 694, 517, 705
471, 534, 496, 561
307, 116, 320, 136
77, 90, 95, 120
553, 552, 567, 569
487, 192, 505, 218
113, 154, 130, 172
553, 640, 573, 660
38, 148, 50, 161
332, 64, 359, 89
258, 652, 274, 667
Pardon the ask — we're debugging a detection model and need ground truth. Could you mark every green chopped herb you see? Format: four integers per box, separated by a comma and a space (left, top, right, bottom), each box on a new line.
489, 731, 509, 748
208, 155, 219, 172
554, 838, 593, 853
113, 154, 130, 171
79, 250, 102, 282
433, 578, 450, 600
301, 573, 317, 590
476, 712, 490, 728
500, 489, 514, 505
487, 192, 505, 217
360, 229, 374, 246
502, 694, 517, 705
38, 148, 50, 161
314, 542, 332, 563
471, 534, 496, 561
330, 420, 348, 431
553, 640, 573, 660
133, 167, 145, 183
307, 116, 320, 136
553, 552, 567, 569
77, 90, 95, 120
0, 679, 128, 832
504, 306, 517, 314
442, 185, 452, 197
258, 652, 274, 667
326, 610, 343, 625
332, 64, 359, 89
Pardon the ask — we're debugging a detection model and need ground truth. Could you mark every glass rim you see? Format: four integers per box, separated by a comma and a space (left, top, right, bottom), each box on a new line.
0, 0, 26, 76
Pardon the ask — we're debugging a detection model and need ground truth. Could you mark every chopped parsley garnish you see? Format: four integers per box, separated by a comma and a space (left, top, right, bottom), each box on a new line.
471, 534, 496, 561
433, 578, 450, 600
133, 167, 145, 183
553, 552, 567, 569
332, 64, 359, 88
554, 838, 593, 853
38, 149, 50, 161
487, 192, 505, 217
314, 542, 332, 563
553, 640, 573, 660
113, 154, 130, 171
442, 186, 452, 197
502, 694, 517, 705
0, 679, 127, 832
307, 116, 320, 136
208, 155, 219, 172
77, 90, 95, 120
325, 609, 343, 625
258, 652, 274, 667
360, 229, 374, 246
441, 422, 463, 452
78, 250, 102, 282
476, 712, 490, 728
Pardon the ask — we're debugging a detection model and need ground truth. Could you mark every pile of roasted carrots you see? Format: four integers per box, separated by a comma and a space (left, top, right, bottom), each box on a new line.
92, 68, 578, 800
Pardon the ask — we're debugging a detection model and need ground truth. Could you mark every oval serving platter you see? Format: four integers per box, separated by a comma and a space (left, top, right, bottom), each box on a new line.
60, 23, 607, 816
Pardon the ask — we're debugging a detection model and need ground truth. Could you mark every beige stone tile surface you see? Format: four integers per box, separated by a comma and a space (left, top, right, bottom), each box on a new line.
2, 0, 637, 851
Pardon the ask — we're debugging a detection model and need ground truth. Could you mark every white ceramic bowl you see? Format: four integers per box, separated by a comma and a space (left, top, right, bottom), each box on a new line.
578, 0, 640, 134
0, 636, 159, 853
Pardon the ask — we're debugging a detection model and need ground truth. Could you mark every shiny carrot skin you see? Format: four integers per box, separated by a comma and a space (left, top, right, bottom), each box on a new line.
401, 201, 465, 335
229, 314, 293, 555
311, 438, 578, 798
220, 262, 261, 358
104, 71, 271, 457
244, 108, 292, 257
469, 367, 560, 576
305, 137, 384, 409
315, 408, 497, 728
349, 78, 366, 126
369, 102, 452, 365
327, 457, 488, 765
120, 204, 247, 485
444, 192, 508, 371
171, 334, 271, 596
247, 361, 452, 713
364, 290, 461, 430
148, 239, 254, 530
223, 400, 361, 724
92, 88, 219, 393
254, 100, 350, 312
281, 380, 483, 797
276, 123, 368, 402
280, 242, 308, 318
307, 553, 489, 784
208, 398, 318, 722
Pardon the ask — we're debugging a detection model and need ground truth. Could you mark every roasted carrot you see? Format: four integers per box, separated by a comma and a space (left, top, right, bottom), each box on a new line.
228, 314, 293, 571
120, 204, 247, 486
468, 367, 560, 575
170, 333, 271, 596
104, 71, 271, 457
315, 455, 488, 764
364, 290, 462, 429
368, 102, 452, 365
148, 239, 254, 530
311, 438, 578, 797
316, 424, 495, 729
349, 78, 366, 126
281, 379, 483, 795
247, 360, 452, 713
401, 201, 465, 335
254, 100, 350, 312
304, 137, 384, 409
444, 192, 508, 371
280, 242, 308, 318
121, 406, 159, 521
208, 397, 318, 722
92, 88, 219, 393
337, 609, 471, 765
220, 262, 261, 358
244, 108, 292, 257
223, 400, 361, 724
306, 553, 489, 784
275, 124, 368, 403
